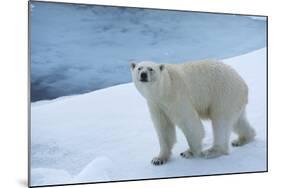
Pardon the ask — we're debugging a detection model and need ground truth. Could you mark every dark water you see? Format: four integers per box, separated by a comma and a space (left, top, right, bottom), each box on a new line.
30, 2, 267, 102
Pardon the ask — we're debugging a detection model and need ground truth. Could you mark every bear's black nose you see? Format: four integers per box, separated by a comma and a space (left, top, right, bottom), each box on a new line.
140, 72, 148, 82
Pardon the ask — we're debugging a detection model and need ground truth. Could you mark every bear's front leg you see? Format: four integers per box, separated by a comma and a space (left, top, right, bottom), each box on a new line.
151, 155, 169, 165
180, 149, 195, 158
178, 108, 205, 158
148, 102, 176, 166
202, 116, 235, 158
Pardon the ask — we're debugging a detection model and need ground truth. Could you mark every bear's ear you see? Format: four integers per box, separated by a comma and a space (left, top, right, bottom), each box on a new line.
130, 62, 136, 70
159, 64, 165, 71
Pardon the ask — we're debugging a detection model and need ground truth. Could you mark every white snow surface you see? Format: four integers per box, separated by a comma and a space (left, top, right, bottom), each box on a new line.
31, 48, 267, 186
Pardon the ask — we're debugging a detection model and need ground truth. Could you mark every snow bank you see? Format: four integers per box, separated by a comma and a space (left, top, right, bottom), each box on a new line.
31, 48, 267, 186
75, 157, 113, 182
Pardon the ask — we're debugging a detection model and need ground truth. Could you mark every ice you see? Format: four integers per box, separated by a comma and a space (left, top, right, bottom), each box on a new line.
30, 48, 267, 186
30, 2, 266, 101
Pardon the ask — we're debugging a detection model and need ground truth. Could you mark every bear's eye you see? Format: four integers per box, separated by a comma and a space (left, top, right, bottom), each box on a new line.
148, 68, 153, 72
138, 67, 142, 71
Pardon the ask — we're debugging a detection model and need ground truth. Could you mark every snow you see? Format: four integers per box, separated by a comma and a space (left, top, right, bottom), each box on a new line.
30, 2, 266, 102
30, 48, 267, 186
74, 157, 113, 182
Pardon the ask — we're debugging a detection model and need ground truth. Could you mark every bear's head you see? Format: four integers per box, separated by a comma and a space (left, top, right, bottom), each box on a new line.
130, 61, 167, 100
130, 61, 164, 84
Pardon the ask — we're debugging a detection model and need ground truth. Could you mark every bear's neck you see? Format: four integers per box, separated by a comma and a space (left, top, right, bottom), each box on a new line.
144, 70, 172, 104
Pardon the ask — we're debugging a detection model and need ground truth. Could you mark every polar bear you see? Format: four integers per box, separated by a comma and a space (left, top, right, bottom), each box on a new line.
130, 60, 256, 165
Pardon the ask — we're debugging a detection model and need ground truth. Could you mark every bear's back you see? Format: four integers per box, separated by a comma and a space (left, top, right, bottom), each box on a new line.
165, 60, 248, 119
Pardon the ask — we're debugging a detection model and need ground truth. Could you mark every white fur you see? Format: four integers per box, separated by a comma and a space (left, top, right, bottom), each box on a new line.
131, 60, 255, 165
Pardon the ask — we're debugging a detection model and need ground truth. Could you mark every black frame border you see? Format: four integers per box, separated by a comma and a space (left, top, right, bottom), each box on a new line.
28, 0, 269, 187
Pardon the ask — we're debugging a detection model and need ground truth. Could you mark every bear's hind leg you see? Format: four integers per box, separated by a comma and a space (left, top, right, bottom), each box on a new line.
232, 109, 256, 147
